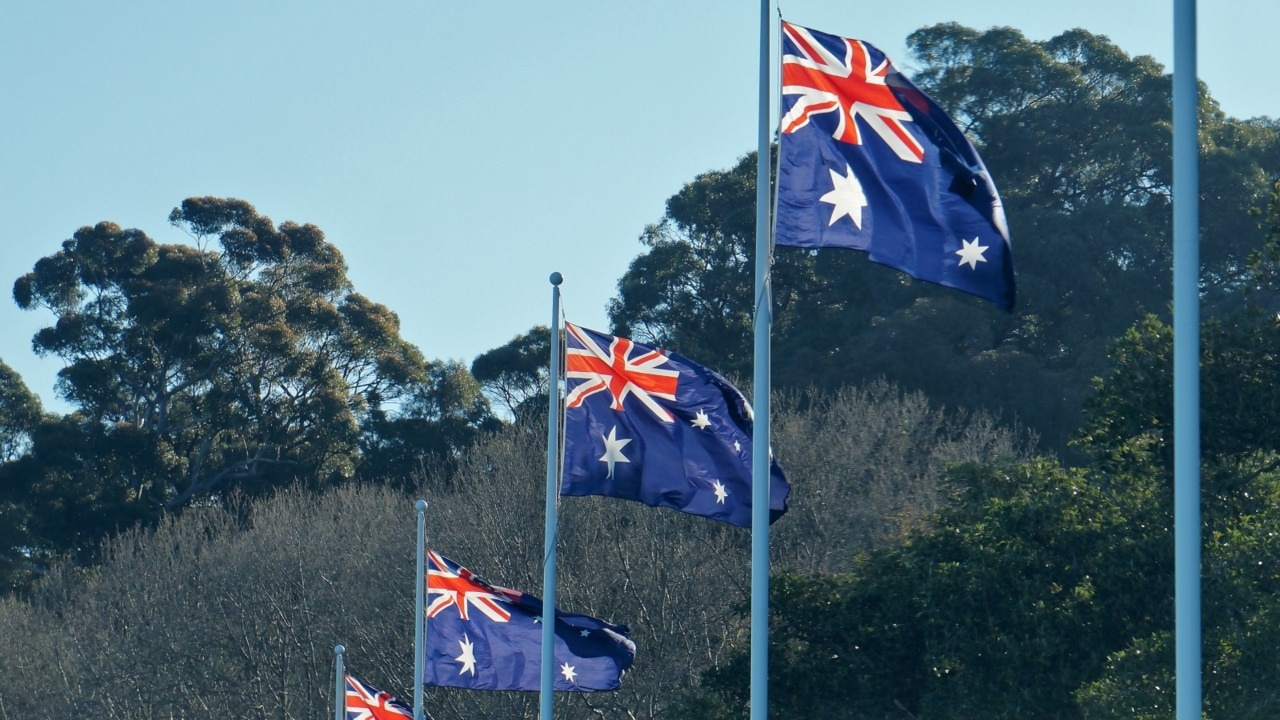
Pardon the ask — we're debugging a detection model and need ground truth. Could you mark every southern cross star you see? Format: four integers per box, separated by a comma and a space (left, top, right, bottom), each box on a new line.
820, 164, 868, 228
691, 409, 712, 430
599, 426, 632, 478
955, 237, 989, 269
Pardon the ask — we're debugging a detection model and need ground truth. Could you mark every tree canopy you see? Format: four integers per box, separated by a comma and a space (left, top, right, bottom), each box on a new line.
609, 24, 1280, 456
2, 19, 1280, 718
2, 198, 494, 588
679, 181, 1280, 720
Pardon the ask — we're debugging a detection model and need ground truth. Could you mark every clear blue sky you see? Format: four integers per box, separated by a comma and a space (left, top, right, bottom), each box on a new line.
1, 1, 1275, 412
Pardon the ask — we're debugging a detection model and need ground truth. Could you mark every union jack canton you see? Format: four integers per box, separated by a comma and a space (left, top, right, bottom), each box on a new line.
344, 675, 413, 720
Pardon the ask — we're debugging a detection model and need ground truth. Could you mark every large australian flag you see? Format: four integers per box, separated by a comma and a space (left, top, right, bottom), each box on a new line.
775, 21, 1015, 311
422, 550, 635, 692
560, 323, 789, 527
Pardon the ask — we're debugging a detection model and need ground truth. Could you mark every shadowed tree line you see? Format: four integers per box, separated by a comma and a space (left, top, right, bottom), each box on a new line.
607, 24, 1279, 459
1, 198, 497, 591
1, 20, 1279, 720
679, 176, 1280, 720
0, 380, 1028, 720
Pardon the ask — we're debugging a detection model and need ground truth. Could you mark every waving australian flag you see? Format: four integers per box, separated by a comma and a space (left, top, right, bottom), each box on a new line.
775, 21, 1015, 311
560, 323, 789, 527
422, 550, 635, 692
344, 675, 414, 720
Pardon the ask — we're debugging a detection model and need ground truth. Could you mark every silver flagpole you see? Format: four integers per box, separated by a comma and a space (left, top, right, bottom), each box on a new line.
540, 272, 564, 719
334, 644, 345, 720
414, 499, 428, 720
749, 1, 773, 719
1172, 0, 1201, 718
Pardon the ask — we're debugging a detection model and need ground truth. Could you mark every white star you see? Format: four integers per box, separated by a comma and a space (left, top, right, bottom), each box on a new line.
955, 237, 989, 269
560, 662, 578, 683
691, 409, 712, 430
733, 440, 741, 453
580, 629, 591, 637
820, 164, 868, 228
599, 426, 632, 479
711, 480, 729, 504
533, 615, 542, 624
456, 634, 477, 676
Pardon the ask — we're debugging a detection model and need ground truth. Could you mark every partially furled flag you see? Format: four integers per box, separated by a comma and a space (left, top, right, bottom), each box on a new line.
422, 550, 635, 692
345, 674, 413, 720
775, 21, 1015, 310
560, 323, 789, 527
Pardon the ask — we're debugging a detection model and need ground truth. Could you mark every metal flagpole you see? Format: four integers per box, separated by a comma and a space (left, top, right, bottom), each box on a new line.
749, 1, 773, 719
540, 272, 564, 719
414, 499, 428, 720
334, 644, 345, 720
1172, 0, 1201, 718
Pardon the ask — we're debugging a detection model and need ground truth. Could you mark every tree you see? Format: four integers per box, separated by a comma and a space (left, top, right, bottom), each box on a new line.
0, 377, 1028, 719
5, 198, 492, 584
0, 360, 47, 590
682, 187, 1280, 717
358, 359, 501, 487
681, 455, 1170, 720
0, 360, 42, 463
608, 25, 1279, 457
470, 325, 552, 422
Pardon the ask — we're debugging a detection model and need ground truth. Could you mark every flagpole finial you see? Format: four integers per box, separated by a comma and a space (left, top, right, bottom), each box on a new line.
549, 271, 563, 286
416, 499, 427, 513
335, 644, 344, 655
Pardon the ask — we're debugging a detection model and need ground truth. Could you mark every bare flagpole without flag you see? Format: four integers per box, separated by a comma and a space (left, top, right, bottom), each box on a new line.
541, 272, 564, 719
750, 1, 774, 719
334, 644, 346, 720
1172, 0, 1201, 718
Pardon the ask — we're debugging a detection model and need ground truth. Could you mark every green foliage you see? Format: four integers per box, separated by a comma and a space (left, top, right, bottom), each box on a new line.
359, 360, 502, 486
1077, 453, 1280, 719
470, 325, 552, 421
0, 359, 42, 463
0, 378, 1027, 719
608, 25, 1279, 457
686, 180, 1280, 716
686, 456, 1169, 720
0, 360, 48, 590
3, 198, 493, 589
1077, 309, 1280, 468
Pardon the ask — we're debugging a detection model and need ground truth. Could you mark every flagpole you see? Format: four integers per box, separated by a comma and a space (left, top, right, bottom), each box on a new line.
414, 499, 428, 720
334, 644, 345, 720
541, 271, 564, 719
750, 1, 773, 719
1172, 0, 1201, 718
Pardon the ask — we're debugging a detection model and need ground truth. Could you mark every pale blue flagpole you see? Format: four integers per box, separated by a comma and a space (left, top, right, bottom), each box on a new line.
749, 0, 773, 719
1172, 0, 1201, 718
414, 499, 428, 720
334, 644, 346, 720
540, 272, 564, 719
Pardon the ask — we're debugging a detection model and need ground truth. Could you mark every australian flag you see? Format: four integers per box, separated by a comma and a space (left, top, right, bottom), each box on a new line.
560, 323, 789, 527
344, 675, 414, 720
422, 550, 635, 692
775, 21, 1015, 311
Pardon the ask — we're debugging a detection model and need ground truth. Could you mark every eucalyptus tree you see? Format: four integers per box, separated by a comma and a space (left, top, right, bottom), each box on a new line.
5, 197, 491, 582
609, 25, 1279, 455
677, 182, 1280, 720
0, 360, 42, 464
